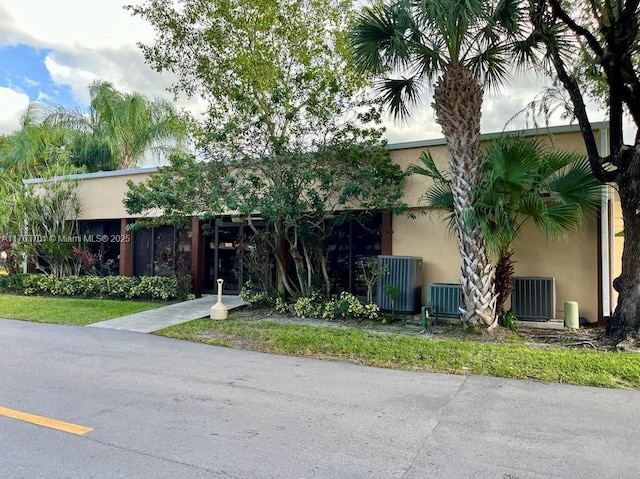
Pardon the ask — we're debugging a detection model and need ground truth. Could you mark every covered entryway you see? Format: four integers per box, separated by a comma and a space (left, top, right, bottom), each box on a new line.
202, 221, 256, 294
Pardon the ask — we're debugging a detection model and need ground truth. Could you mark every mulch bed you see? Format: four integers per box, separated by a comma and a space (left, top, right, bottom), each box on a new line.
228, 307, 626, 352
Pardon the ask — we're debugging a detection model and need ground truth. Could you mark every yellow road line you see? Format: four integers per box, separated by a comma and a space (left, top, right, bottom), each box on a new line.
0, 406, 93, 436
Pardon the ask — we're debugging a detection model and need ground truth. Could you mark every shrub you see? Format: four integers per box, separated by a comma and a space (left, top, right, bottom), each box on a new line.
239, 281, 279, 308
0, 273, 30, 293
98, 276, 139, 299
499, 311, 519, 332
0, 273, 180, 301
271, 291, 380, 322
134, 276, 179, 300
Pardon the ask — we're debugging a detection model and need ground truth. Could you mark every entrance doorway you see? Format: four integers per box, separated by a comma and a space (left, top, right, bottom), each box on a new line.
203, 222, 253, 294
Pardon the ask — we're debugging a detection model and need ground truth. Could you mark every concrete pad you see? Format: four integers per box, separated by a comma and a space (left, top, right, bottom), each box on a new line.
88, 295, 245, 333
515, 319, 565, 330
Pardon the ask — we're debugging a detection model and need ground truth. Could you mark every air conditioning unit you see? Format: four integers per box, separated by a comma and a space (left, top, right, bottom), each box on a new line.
511, 277, 556, 320
376, 256, 423, 314
427, 283, 461, 318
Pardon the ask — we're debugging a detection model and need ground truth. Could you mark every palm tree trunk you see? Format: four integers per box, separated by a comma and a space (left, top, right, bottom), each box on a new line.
432, 65, 497, 328
495, 251, 515, 315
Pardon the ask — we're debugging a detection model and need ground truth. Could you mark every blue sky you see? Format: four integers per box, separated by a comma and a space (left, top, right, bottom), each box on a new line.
0, 44, 77, 108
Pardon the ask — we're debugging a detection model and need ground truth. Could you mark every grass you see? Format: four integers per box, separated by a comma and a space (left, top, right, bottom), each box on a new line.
157, 318, 640, 389
0, 294, 163, 326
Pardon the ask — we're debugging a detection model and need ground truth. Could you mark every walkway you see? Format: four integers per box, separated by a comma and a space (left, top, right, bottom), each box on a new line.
88, 295, 246, 333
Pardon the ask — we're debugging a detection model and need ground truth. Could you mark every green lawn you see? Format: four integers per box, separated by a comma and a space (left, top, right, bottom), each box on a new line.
157, 318, 640, 389
0, 294, 163, 326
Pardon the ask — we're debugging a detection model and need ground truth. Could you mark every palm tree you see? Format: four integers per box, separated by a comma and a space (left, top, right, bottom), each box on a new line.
0, 104, 70, 178
412, 135, 601, 314
351, 0, 524, 328
43, 81, 187, 170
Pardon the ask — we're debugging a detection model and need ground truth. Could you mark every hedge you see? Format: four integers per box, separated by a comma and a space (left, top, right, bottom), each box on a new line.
0, 273, 182, 301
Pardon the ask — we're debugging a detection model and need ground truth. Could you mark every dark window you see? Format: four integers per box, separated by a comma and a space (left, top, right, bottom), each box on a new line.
78, 220, 121, 275
324, 212, 382, 298
133, 225, 191, 277
134, 228, 153, 276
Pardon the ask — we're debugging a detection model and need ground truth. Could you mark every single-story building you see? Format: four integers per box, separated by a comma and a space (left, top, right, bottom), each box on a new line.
23, 122, 619, 323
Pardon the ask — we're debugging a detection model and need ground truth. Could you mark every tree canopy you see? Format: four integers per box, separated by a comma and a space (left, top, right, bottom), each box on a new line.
125, 0, 406, 297
127, 0, 377, 160
525, 0, 640, 344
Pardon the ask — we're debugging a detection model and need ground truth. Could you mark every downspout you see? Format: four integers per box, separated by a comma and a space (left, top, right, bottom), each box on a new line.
599, 126, 612, 318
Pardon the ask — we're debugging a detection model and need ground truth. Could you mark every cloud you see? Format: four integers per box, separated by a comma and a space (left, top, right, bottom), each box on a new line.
0, 87, 29, 134
23, 76, 39, 87
43, 47, 208, 115
2, 0, 155, 50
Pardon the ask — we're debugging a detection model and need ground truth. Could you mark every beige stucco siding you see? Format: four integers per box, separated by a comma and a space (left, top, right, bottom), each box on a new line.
76, 170, 157, 220
511, 217, 599, 322
388, 126, 606, 322
391, 213, 599, 322
612, 188, 623, 308
26, 123, 608, 321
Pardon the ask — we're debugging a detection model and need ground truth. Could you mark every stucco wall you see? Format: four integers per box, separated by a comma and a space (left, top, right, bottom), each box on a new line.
29, 124, 608, 321
74, 169, 158, 220
612, 188, 623, 309
388, 125, 606, 322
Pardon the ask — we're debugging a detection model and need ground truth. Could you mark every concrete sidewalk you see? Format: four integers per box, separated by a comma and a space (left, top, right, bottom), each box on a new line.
88, 295, 246, 333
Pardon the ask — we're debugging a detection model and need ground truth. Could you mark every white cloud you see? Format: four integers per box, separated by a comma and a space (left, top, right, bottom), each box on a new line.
0, 87, 29, 134
43, 48, 208, 116
23, 76, 40, 87
35, 90, 54, 103
2, 0, 155, 50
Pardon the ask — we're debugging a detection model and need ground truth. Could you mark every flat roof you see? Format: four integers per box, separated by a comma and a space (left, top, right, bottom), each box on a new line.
22, 166, 159, 185
386, 121, 609, 150
22, 121, 609, 183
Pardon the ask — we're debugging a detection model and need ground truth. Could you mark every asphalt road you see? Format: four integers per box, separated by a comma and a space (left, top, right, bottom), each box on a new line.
1, 318, 639, 478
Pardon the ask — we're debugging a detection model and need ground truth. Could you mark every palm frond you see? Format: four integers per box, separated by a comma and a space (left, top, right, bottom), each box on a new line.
350, 2, 415, 74
412, 40, 449, 82
539, 149, 581, 179
423, 181, 454, 211
466, 42, 512, 88
544, 204, 584, 238
511, 31, 546, 72
483, 135, 541, 186
489, 0, 523, 35
549, 157, 602, 211
408, 150, 450, 182
377, 76, 424, 119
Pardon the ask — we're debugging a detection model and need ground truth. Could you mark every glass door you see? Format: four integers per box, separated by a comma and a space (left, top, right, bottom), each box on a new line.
203, 222, 246, 294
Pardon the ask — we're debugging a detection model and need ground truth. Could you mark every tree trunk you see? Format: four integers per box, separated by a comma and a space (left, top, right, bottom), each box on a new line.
607, 145, 640, 344
494, 251, 515, 315
432, 65, 497, 328
285, 228, 308, 297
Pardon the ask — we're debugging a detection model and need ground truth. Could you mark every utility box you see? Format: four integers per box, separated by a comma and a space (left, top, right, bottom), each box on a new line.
427, 283, 462, 318
376, 255, 423, 314
512, 276, 556, 320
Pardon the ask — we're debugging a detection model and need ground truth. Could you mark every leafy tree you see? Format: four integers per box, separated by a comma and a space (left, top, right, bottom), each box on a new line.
525, 0, 640, 344
125, 0, 406, 296
412, 135, 601, 314
1, 161, 83, 278
350, 0, 525, 328
125, 145, 406, 298
126, 0, 373, 158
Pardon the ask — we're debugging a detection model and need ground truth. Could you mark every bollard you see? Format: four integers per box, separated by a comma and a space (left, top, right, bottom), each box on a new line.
210, 278, 228, 320
564, 301, 579, 329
